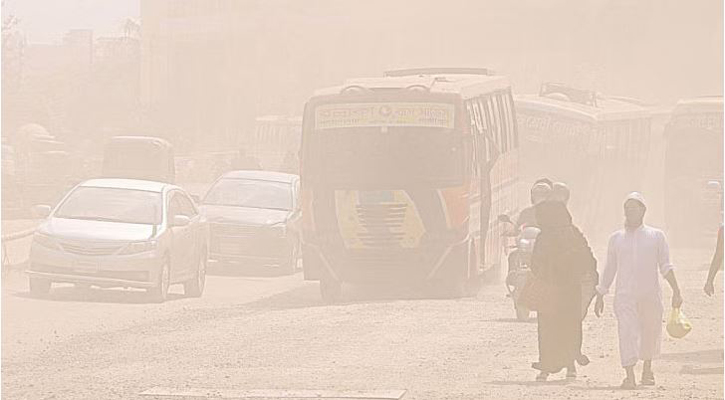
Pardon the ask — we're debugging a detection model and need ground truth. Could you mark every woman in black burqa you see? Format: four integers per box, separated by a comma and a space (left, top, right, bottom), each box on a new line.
530, 200, 598, 381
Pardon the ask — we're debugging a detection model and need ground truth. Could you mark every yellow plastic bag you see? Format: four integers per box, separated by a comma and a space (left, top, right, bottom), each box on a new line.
666, 307, 692, 339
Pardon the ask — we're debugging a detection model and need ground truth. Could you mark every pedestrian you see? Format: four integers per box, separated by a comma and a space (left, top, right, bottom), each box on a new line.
551, 181, 570, 205
594, 192, 684, 389
704, 225, 723, 296
529, 200, 598, 381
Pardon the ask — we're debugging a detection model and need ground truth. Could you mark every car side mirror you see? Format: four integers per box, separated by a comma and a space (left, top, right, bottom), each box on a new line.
32, 204, 52, 219
497, 214, 512, 224
172, 215, 191, 227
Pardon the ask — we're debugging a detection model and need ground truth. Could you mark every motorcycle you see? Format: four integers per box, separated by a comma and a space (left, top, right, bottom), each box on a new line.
498, 214, 540, 321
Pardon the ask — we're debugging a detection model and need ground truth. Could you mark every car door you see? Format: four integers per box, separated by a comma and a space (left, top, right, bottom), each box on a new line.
288, 179, 302, 236
167, 192, 194, 281
176, 192, 202, 277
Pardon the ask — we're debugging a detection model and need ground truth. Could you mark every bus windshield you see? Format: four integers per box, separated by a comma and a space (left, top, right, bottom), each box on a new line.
666, 126, 723, 179
305, 101, 463, 187
103, 140, 173, 182
307, 126, 463, 187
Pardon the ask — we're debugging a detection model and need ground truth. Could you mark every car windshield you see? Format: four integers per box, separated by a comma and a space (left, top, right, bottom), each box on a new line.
203, 179, 292, 211
54, 187, 162, 225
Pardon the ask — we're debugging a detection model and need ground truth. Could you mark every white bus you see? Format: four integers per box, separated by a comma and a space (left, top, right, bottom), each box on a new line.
516, 83, 653, 242
663, 96, 723, 246
244, 115, 302, 173
300, 67, 520, 300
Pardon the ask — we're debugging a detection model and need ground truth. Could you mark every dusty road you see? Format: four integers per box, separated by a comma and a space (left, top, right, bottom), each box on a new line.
2, 242, 722, 400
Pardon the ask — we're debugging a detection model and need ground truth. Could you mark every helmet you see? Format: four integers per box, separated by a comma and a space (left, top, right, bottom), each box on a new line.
551, 182, 570, 204
530, 183, 552, 205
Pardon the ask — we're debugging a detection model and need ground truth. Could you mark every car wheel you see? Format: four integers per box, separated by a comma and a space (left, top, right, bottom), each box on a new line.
148, 259, 170, 303
515, 304, 531, 321
184, 249, 206, 298
440, 276, 467, 299
29, 277, 51, 297
284, 241, 300, 275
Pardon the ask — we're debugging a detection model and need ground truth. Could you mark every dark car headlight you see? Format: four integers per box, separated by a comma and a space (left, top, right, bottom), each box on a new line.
32, 232, 60, 250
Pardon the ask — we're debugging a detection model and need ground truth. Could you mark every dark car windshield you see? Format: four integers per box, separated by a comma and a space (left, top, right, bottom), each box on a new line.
55, 187, 162, 225
203, 179, 292, 211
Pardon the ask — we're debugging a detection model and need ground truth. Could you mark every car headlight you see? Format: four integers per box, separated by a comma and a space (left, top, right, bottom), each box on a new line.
32, 232, 60, 250
119, 240, 158, 255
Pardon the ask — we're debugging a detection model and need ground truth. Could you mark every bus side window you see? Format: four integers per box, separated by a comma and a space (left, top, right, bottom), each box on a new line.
466, 100, 483, 179
484, 95, 501, 158
465, 100, 478, 135
495, 92, 510, 153
475, 97, 491, 164
503, 91, 518, 149
491, 95, 504, 153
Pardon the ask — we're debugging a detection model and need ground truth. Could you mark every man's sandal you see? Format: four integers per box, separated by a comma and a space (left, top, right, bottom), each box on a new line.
641, 371, 655, 386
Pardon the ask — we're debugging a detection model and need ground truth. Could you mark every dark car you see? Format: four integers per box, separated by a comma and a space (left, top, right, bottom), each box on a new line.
200, 170, 301, 274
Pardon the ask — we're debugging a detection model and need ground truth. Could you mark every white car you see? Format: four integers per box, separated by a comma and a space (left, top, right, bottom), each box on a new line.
26, 178, 208, 302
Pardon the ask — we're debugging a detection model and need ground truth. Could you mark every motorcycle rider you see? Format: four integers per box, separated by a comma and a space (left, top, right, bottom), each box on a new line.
515, 179, 554, 231
506, 180, 553, 280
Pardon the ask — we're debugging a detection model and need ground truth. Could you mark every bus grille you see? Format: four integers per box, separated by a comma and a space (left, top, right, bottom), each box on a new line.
355, 203, 407, 248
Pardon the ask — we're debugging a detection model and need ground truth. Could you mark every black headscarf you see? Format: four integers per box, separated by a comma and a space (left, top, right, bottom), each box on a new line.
531, 201, 594, 284
535, 200, 573, 230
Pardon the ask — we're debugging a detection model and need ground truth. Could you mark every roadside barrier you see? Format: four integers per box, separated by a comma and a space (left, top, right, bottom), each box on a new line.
1, 227, 36, 277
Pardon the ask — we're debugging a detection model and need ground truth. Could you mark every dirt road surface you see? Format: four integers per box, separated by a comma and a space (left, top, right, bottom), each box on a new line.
2, 241, 722, 400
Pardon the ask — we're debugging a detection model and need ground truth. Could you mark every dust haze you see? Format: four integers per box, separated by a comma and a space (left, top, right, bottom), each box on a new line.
1, 1, 723, 399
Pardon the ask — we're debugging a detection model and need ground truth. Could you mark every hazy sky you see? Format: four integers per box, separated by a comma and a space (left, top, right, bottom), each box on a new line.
3, 0, 139, 43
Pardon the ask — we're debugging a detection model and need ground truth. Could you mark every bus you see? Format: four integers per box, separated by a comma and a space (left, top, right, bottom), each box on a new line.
663, 97, 723, 246
299, 68, 519, 301
8, 131, 74, 212
102, 136, 176, 184
246, 115, 302, 173
515, 83, 653, 243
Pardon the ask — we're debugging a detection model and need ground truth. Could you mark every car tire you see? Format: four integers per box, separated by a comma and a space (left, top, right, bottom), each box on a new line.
284, 240, 300, 275
440, 276, 467, 299
515, 304, 531, 321
184, 249, 206, 298
148, 259, 171, 303
29, 277, 51, 297
320, 278, 342, 303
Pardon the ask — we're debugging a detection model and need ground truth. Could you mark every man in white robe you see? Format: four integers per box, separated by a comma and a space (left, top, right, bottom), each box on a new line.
594, 192, 683, 389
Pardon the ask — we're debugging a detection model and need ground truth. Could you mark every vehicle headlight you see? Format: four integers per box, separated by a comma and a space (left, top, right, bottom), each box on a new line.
119, 240, 158, 255
32, 232, 60, 250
